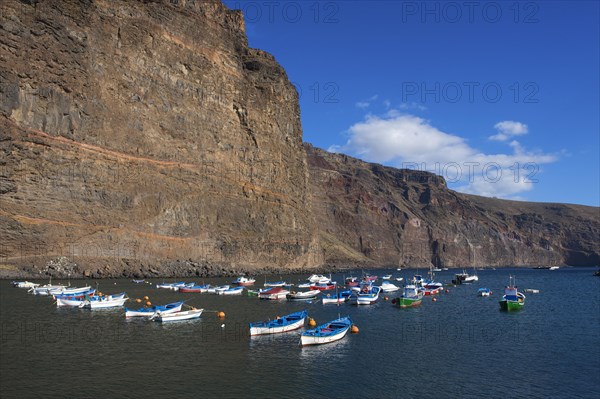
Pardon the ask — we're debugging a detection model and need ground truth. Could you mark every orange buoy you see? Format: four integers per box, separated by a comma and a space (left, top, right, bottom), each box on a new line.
308, 318, 316, 327
445, 289, 449, 293
217, 311, 225, 318
432, 297, 437, 302
146, 301, 152, 306
135, 298, 142, 303
351, 325, 359, 334
98, 292, 103, 296
143, 296, 149, 301
383, 296, 389, 301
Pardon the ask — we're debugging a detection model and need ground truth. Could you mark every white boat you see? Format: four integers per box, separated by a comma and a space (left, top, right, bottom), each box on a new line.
380, 282, 400, 293
382, 275, 392, 280
57, 293, 126, 307
79, 296, 128, 309
395, 277, 404, 282
232, 276, 256, 286
307, 274, 331, 284
125, 301, 184, 317
152, 309, 203, 322
297, 282, 312, 288
300, 316, 352, 346
30, 285, 67, 296
286, 290, 320, 301
249, 311, 308, 336
524, 288, 540, 294
549, 266, 560, 271
211, 285, 230, 294
264, 281, 290, 287
258, 287, 289, 300
477, 288, 491, 297
349, 286, 381, 305
219, 286, 244, 295
12, 281, 39, 288
49, 286, 92, 296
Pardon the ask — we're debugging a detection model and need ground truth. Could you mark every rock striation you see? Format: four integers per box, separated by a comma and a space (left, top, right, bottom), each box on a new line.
0, 0, 598, 278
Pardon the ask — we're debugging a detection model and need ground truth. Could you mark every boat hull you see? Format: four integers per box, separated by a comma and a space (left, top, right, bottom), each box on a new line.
80, 297, 128, 309
125, 302, 183, 317
394, 297, 422, 308
300, 317, 352, 346
499, 300, 524, 311
286, 291, 320, 301
154, 309, 203, 322
250, 318, 305, 336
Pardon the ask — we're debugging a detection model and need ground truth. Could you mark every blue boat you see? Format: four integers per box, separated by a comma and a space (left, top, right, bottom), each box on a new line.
125, 301, 185, 318
300, 316, 352, 346
53, 289, 96, 299
478, 288, 491, 297
322, 290, 352, 304
249, 310, 308, 336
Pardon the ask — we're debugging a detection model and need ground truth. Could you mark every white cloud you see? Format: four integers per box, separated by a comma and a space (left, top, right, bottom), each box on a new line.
489, 120, 528, 141
332, 112, 557, 199
354, 95, 379, 109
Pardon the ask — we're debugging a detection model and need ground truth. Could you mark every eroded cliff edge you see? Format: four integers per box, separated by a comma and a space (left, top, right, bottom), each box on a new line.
0, 0, 598, 279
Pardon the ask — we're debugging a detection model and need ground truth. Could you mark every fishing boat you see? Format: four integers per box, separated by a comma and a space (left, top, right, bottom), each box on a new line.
264, 280, 289, 288
300, 316, 352, 346
57, 292, 125, 307
53, 289, 96, 300
125, 301, 184, 317
49, 286, 93, 296
549, 266, 560, 271
322, 290, 352, 304
477, 288, 491, 297
79, 295, 129, 309
382, 274, 392, 280
12, 281, 39, 288
232, 276, 256, 286
179, 284, 210, 293
309, 282, 336, 291
156, 282, 186, 290
452, 270, 478, 284
131, 279, 146, 284
363, 273, 378, 282
380, 282, 400, 293
348, 285, 381, 305
152, 308, 204, 322
393, 285, 423, 308
249, 310, 308, 336
30, 285, 67, 296
210, 285, 230, 294
219, 286, 244, 295
499, 276, 526, 311
286, 290, 320, 301
258, 287, 289, 300
307, 274, 330, 283
345, 277, 359, 287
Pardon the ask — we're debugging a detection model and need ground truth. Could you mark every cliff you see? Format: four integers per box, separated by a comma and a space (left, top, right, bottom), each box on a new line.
0, 0, 320, 278
0, 0, 597, 279
306, 144, 599, 268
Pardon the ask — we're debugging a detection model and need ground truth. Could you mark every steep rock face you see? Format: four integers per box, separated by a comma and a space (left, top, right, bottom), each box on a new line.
0, 0, 321, 277
306, 144, 599, 268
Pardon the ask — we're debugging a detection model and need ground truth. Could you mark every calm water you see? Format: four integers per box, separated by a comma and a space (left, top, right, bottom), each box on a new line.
1, 268, 599, 398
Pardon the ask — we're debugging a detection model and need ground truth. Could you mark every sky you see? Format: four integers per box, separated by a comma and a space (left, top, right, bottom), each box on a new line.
223, 1, 599, 207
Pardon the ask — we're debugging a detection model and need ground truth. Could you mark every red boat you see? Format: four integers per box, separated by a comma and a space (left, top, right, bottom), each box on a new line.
310, 283, 337, 291
423, 287, 442, 296
345, 277, 359, 287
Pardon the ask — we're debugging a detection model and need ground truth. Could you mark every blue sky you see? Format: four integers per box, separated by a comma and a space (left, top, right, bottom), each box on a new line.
224, 1, 599, 207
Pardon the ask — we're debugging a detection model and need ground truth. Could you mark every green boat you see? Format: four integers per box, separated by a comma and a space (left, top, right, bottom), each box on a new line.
499, 276, 526, 311
393, 285, 423, 308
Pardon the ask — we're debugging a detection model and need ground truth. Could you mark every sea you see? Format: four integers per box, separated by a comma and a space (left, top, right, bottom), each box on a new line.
1, 267, 599, 398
